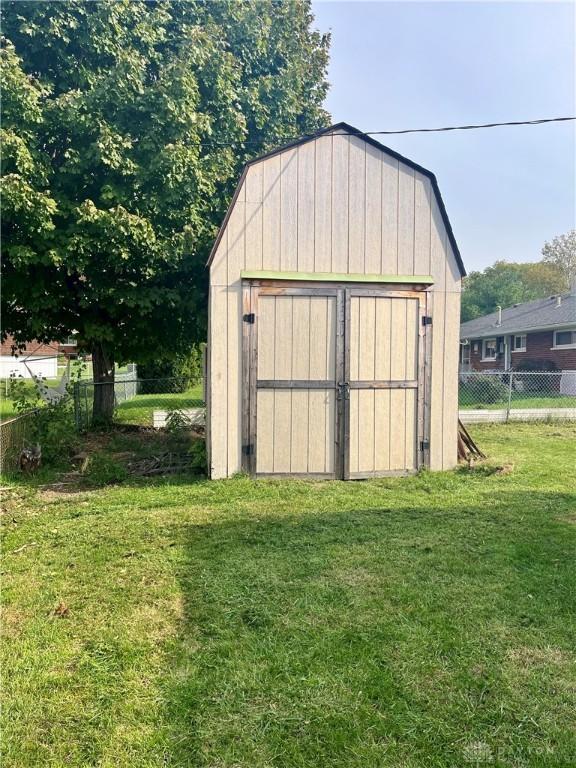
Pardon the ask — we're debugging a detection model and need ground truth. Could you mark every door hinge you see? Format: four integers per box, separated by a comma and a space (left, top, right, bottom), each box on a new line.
243, 313, 255, 324
242, 444, 254, 456
420, 440, 430, 452
422, 316, 432, 326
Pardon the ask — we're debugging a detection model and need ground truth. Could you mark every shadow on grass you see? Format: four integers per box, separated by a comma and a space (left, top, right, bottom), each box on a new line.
156, 487, 576, 767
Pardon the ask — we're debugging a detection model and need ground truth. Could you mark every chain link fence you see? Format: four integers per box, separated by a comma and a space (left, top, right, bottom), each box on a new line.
459, 371, 576, 423
74, 376, 205, 430
0, 410, 39, 471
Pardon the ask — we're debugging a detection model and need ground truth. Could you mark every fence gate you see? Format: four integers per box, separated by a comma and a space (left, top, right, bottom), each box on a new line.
242, 282, 428, 479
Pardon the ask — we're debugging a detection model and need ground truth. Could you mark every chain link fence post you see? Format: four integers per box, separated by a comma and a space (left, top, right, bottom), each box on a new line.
84, 383, 89, 430
506, 371, 514, 423
73, 381, 80, 429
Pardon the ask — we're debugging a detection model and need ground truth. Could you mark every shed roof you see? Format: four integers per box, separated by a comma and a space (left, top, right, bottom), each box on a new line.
207, 122, 465, 276
460, 292, 576, 339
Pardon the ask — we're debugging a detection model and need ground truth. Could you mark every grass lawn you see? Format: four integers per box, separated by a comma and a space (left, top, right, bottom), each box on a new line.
2, 424, 575, 767
0, 380, 41, 420
459, 393, 576, 411
115, 384, 203, 426
0, 364, 132, 421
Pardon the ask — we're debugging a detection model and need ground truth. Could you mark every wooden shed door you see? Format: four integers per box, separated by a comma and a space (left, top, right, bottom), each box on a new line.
243, 283, 427, 479
245, 286, 343, 477
344, 290, 425, 479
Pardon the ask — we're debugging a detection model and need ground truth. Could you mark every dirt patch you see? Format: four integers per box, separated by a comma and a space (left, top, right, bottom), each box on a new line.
1, 607, 27, 639
130, 598, 184, 642
494, 463, 514, 475
506, 645, 570, 667
332, 567, 378, 587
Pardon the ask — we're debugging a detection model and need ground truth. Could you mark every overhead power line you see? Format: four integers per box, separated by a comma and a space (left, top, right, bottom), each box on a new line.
199, 116, 575, 147
356, 116, 576, 135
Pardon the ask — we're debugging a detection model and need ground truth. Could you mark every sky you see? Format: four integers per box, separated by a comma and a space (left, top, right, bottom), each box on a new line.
311, 0, 575, 272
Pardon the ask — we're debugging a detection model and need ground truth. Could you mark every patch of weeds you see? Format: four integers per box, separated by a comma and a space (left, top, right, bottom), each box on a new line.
165, 409, 191, 434
188, 439, 207, 474
456, 461, 514, 477
7, 381, 79, 467
85, 452, 127, 485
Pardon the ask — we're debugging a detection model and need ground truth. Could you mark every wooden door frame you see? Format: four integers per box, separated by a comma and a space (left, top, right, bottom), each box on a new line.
242, 279, 431, 479
343, 287, 430, 479
242, 281, 344, 478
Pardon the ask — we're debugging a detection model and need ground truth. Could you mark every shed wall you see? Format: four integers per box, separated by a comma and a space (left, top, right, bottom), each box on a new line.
209, 132, 462, 478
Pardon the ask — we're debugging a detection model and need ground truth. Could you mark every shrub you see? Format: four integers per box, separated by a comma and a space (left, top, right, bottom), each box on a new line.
138, 344, 204, 394
189, 439, 207, 474
514, 359, 558, 392
8, 377, 78, 466
165, 408, 191, 434
515, 359, 557, 372
459, 375, 508, 405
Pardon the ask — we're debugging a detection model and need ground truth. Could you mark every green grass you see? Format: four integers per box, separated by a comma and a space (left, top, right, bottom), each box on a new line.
0, 380, 40, 420
0, 364, 132, 421
2, 424, 575, 767
460, 392, 575, 410
115, 384, 203, 426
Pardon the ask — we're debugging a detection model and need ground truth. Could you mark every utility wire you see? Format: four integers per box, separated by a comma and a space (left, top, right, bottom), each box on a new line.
357, 116, 576, 135
199, 116, 575, 147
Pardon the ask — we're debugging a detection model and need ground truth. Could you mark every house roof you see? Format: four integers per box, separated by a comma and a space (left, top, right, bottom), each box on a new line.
207, 122, 465, 276
460, 292, 576, 339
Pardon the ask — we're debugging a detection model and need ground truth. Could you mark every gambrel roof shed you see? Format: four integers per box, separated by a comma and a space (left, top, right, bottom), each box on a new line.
207, 123, 464, 479
208, 122, 465, 277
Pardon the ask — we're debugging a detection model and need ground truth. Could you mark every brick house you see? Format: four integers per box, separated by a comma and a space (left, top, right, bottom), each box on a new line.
459, 290, 576, 372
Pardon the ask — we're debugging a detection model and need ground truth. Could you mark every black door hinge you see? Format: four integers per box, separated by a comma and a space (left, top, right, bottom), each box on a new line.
243, 313, 255, 324
242, 444, 253, 456
420, 440, 430, 452
422, 316, 432, 326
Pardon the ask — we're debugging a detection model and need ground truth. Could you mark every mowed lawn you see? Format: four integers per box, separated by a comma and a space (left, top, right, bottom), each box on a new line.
2, 424, 575, 767
115, 383, 204, 426
459, 392, 576, 411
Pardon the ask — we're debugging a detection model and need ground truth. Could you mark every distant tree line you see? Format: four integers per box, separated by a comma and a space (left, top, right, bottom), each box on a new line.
461, 230, 575, 322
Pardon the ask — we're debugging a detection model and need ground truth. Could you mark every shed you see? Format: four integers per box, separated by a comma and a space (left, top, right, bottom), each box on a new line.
206, 123, 465, 479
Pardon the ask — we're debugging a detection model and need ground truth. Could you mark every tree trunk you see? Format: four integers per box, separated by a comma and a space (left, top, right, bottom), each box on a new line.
92, 342, 115, 425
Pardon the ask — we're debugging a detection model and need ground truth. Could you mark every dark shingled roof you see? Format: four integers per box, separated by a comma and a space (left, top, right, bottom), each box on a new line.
460, 292, 576, 339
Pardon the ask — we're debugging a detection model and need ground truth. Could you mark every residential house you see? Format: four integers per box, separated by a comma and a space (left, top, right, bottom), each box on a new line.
459, 289, 576, 372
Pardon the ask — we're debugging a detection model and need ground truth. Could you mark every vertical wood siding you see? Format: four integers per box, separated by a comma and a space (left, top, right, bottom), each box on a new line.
209, 132, 461, 477
255, 295, 337, 475
347, 295, 419, 476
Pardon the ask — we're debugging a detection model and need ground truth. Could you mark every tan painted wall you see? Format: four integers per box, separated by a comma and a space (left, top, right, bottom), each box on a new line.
208, 130, 462, 478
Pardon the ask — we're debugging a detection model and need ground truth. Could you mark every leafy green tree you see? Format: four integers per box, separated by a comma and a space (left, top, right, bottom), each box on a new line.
461, 260, 567, 322
541, 230, 576, 286
1, 0, 330, 421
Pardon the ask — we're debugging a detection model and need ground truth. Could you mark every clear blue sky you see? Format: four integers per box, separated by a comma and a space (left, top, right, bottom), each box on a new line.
311, 0, 575, 272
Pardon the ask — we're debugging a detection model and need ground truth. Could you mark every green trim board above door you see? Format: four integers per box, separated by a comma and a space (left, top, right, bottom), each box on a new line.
240, 270, 434, 285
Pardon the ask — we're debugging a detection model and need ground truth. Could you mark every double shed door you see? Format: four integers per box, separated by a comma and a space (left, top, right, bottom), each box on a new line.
243, 283, 428, 479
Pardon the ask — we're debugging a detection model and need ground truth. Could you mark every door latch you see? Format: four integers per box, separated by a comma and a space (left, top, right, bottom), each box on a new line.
337, 381, 350, 400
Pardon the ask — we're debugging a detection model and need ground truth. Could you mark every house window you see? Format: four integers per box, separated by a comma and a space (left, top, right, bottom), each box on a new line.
512, 335, 526, 352
482, 338, 497, 361
63, 336, 77, 346
553, 330, 576, 349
